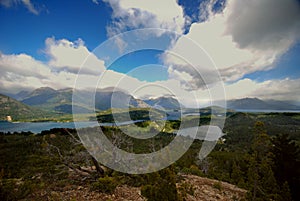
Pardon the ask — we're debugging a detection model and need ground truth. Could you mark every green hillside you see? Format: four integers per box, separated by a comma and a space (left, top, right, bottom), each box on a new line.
0, 112, 299, 200
21, 87, 149, 114
0, 94, 48, 121
21, 87, 80, 114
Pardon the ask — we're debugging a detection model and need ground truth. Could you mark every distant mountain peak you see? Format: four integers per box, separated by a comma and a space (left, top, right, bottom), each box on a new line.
34, 87, 56, 92
0, 93, 46, 121
98, 87, 127, 93
227, 97, 300, 110
28, 87, 57, 97
58, 88, 73, 92
144, 96, 182, 109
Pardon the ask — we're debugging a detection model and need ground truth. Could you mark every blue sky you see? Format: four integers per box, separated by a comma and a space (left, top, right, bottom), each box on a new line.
0, 0, 110, 60
243, 42, 300, 82
0, 0, 299, 105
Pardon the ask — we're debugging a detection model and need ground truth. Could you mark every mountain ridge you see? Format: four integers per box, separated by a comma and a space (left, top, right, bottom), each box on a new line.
227, 97, 300, 110
3, 88, 300, 114
0, 94, 48, 121
144, 96, 182, 109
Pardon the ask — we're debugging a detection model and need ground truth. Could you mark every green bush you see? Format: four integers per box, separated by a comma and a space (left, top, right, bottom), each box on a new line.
141, 168, 179, 201
0, 179, 36, 201
92, 176, 118, 194
134, 121, 150, 128
180, 165, 203, 176
178, 182, 194, 199
141, 183, 179, 201
212, 181, 222, 191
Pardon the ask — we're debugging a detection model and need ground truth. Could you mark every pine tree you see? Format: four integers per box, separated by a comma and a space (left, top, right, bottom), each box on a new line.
271, 133, 300, 201
247, 122, 279, 200
279, 181, 293, 201
141, 167, 179, 201
231, 161, 245, 187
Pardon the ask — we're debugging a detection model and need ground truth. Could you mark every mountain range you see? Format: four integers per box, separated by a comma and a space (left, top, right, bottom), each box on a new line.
1, 87, 181, 118
227, 97, 300, 111
0, 94, 47, 121
1, 87, 300, 121
144, 96, 181, 109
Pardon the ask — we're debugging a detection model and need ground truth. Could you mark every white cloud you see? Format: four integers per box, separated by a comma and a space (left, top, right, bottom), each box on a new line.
99, 0, 300, 104
0, 38, 197, 104
0, 0, 40, 15
92, 0, 99, 5
0, 38, 107, 93
0, 53, 51, 79
1, 0, 300, 105
224, 78, 261, 100
45, 37, 106, 75
0, 37, 146, 94
198, 0, 215, 21
1, 46, 299, 105
224, 78, 300, 102
226, 0, 300, 51
0, 52, 82, 93
103, 0, 186, 36
104, 74, 205, 108
1, 52, 298, 105
165, 0, 300, 87
21, 0, 38, 15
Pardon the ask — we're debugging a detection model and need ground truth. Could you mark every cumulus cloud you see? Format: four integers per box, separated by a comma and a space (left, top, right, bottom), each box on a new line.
45, 37, 106, 75
171, 78, 300, 107
224, 78, 300, 102
226, 0, 300, 51
0, 0, 40, 15
0, 37, 191, 103
0, 53, 50, 79
0, 52, 85, 93
0, 48, 213, 107
165, 0, 300, 87
103, 0, 186, 36
1, 0, 300, 104
1, 47, 299, 105
0, 38, 107, 93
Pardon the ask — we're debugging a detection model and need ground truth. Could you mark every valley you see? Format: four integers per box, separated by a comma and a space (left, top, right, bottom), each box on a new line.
1, 87, 300, 201
0, 110, 299, 200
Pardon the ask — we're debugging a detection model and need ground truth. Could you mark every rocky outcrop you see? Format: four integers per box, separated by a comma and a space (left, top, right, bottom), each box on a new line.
27, 174, 246, 201
178, 175, 247, 201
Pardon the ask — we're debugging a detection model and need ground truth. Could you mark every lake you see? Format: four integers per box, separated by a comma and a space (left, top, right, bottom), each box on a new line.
0, 111, 190, 134
0, 120, 145, 134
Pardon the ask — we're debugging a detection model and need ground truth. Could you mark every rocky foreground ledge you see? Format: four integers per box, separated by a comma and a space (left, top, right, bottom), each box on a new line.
25, 174, 246, 201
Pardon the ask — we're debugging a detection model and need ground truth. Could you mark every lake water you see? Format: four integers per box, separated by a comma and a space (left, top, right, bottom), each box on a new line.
0, 121, 96, 133
0, 111, 186, 134
175, 125, 224, 141
1, 110, 298, 134
0, 121, 145, 134
0, 121, 224, 141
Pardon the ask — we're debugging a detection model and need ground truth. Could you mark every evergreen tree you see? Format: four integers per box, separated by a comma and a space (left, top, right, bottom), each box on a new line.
247, 122, 279, 200
231, 161, 245, 187
271, 133, 300, 201
141, 167, 179, 201
279, 181, 293, 201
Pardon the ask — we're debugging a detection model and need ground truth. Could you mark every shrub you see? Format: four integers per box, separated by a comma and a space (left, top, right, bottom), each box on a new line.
0, 179, 36, 200
180, 165, 204, 176
92, 176, 117, 194
213, 181, 222, 191
178, 182, 194, 199
141, 168, 179, 201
